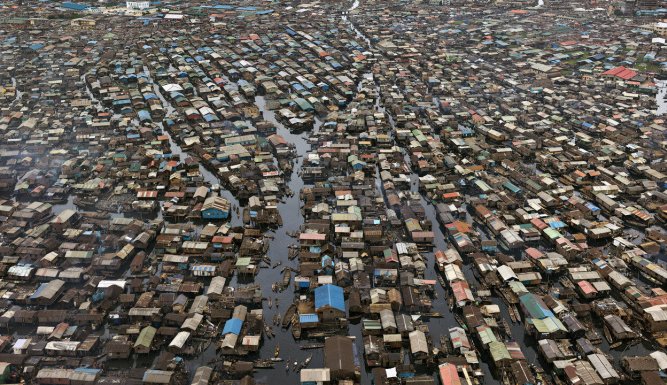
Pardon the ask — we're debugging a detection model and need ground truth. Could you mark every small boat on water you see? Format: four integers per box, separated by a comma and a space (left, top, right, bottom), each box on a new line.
274, 344, 280, 358
268, 297, 273, 308
421, 312, 443, 318
300, 343, 324, 350
298, 354, 312, 371
292, 315, 301, 339
253, 360, 275, 369
264, 325, 274, 338
282, 304, 296, 328
281, 269, 291, 288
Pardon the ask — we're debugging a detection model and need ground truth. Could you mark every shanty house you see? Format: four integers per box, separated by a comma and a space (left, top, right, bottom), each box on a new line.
324, 336, 355, 380
315, 284, 346, 322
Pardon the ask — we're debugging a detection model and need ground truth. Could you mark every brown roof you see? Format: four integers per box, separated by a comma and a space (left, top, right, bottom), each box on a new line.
324, 336, 355, 375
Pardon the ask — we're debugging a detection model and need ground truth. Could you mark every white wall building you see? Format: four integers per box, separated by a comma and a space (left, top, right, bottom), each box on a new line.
126, 1, 150, 10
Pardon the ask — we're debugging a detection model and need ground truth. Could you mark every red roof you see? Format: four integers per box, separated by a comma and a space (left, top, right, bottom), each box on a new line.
439, 363, 462, 385
578, 280, 597, 295
602, 66, 637, 80
299, 233, 326, 241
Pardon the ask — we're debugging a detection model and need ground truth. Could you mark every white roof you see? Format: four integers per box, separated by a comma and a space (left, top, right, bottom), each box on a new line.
650, 351, 667, 370
169, 331, 190, 349
300, 369, 330, 382
98, 280, 126, 289
497, 265, 518, 281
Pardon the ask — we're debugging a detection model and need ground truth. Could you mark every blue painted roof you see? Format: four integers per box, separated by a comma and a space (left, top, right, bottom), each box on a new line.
30, 282, 49, 299
314, 284, 344, 312
62, 1, 89, 10
299, 313, 319, 323
519, 293, 553, 319
585, 202, 600, 212
74, 368, 101, 375
222, 318, 242, 335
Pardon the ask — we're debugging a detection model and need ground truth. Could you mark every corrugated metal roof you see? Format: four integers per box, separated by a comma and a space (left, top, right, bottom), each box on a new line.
438, 363, 461, 385
315, 284, 345, 312
299, 313, 319, 323
143, 370, 173, 384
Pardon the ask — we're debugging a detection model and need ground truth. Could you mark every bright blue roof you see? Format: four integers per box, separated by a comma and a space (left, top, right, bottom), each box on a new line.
299, 314, 319, 323
548, 220, 566, 229
314, 284, 344, 312
585, 202, 600, 212
62, 1, 89, 10
222, 318, 242, 335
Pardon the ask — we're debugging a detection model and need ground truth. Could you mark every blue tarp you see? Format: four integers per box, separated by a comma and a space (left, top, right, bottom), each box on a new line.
222, 318, 242, 335
314, 284, 345, 312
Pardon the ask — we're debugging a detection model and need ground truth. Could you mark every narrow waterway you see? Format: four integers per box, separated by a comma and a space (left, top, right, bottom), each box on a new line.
343, 1, 520, 383
249, 95, 322, 384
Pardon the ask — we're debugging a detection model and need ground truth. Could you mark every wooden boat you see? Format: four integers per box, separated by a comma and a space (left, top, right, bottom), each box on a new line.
264, 325, 273, 338
272, 261, 282, 269
500, 319, 512, 338
291, 315, 301, 339
274, 344, 280, 358
421, 312, 443, 318
300, 343, 324, 350
281, 269, 291, 288
282, 304, 296, 328
509, 305, 521, 323
253, 360, 275, 369
297, 354, 312, 371
268, 297, 273, 309
609, 341, 623, 349
603, 326, 614, 344
454, 313, 467, 330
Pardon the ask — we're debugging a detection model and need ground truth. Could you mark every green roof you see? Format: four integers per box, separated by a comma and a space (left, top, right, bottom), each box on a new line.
489, 341, 512, 362
543, 228, 562, 240
477, 325, 497, 345
135, 326, 156, 348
